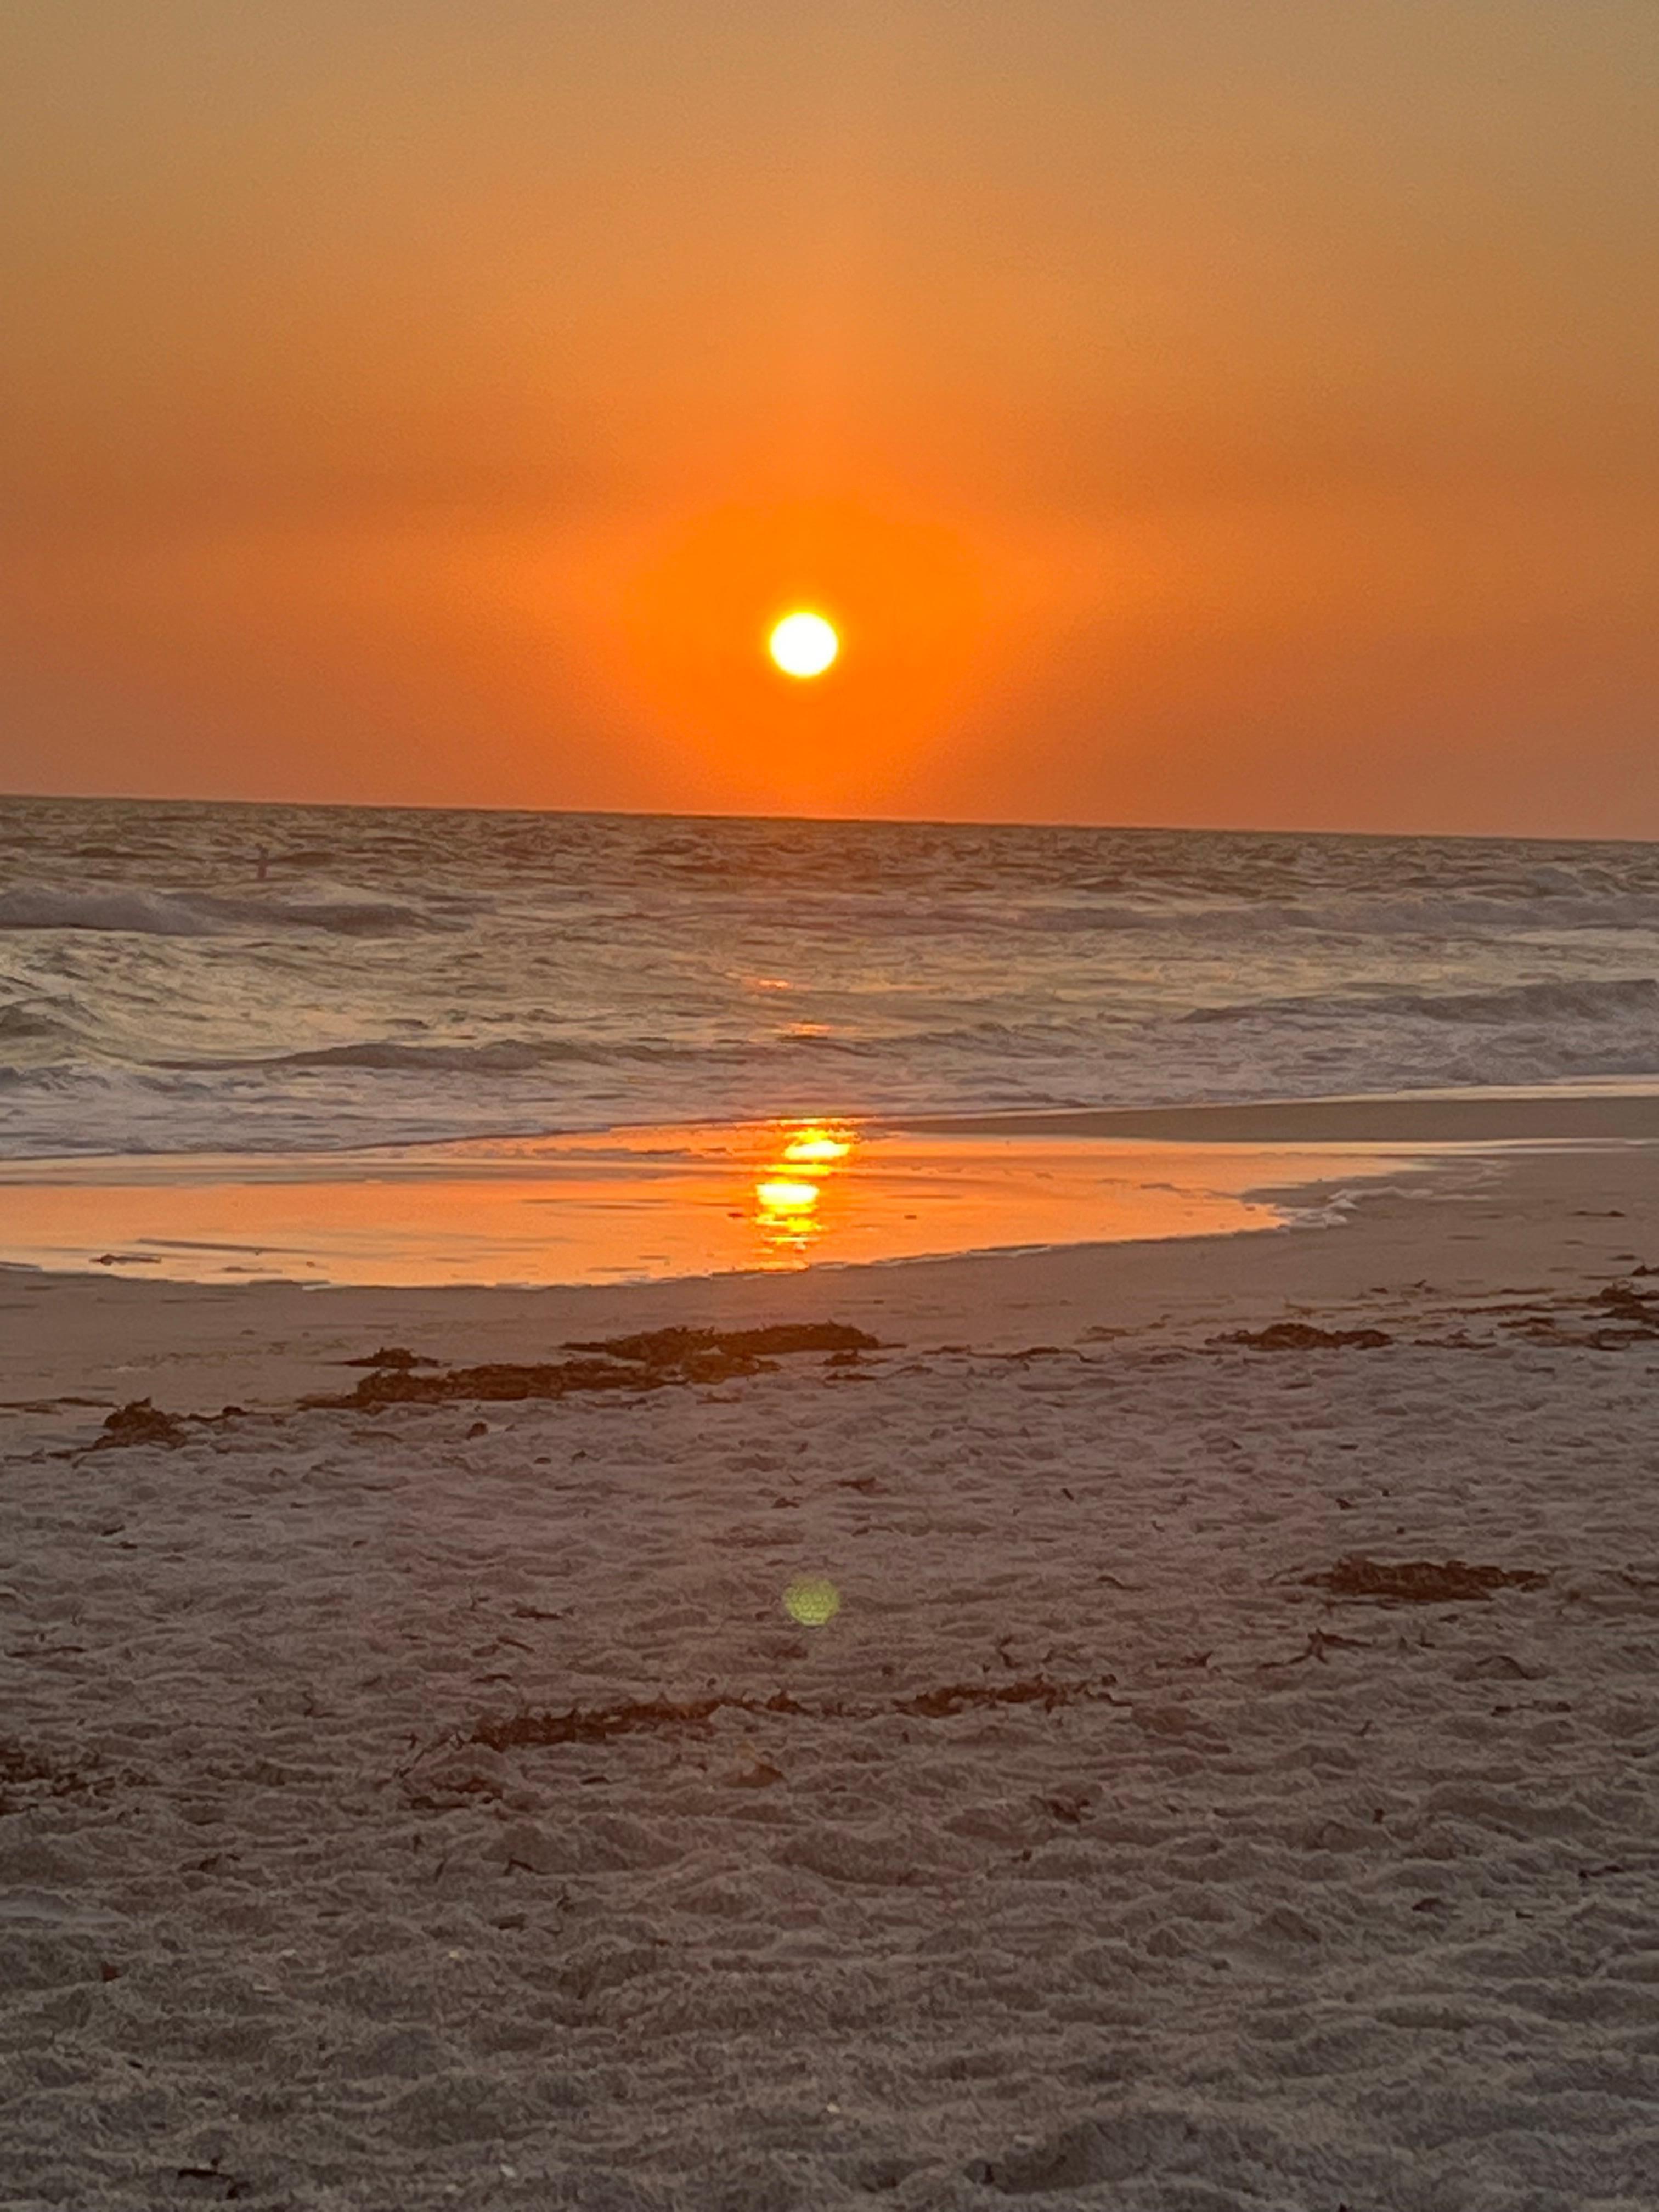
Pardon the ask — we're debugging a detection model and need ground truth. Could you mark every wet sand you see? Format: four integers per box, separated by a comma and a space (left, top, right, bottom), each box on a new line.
0, 1119, 1434, 1289
895, 1081, 1659, 1145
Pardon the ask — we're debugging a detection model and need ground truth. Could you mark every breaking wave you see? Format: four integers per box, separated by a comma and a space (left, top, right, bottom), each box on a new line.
0, 887, 223, 937
4, 796, 1659, 1157
1184, 976, 1659, 1026
0, 884, 450, 937
211, 1039, 594, 1075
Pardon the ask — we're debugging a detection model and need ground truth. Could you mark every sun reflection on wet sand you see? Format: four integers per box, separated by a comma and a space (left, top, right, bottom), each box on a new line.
781, 1130, 853, 1166
0, 1116, 1447, 1286
751, 1121, 858, 1255
753, 1177, 821, 1251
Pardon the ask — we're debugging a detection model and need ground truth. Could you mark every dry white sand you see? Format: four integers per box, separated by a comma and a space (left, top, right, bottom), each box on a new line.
3, 1133, 1659, 2209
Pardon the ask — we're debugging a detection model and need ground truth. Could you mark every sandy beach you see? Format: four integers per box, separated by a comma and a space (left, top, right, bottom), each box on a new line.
3, 1105, 1658, 2209
10, 0, 1659, 2194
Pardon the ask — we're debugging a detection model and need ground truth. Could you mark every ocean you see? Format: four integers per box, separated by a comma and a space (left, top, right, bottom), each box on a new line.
3, 794, 1658, 1164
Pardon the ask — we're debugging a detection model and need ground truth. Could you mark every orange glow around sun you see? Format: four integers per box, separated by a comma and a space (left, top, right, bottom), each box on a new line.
579, 499, 995, 812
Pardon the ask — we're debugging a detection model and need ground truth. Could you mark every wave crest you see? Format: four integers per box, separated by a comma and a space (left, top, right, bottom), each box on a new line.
0, 884, 450, 937
1185, 976, 1659, 1026
264, 1039, 582, 1075
0, 887, 222, 937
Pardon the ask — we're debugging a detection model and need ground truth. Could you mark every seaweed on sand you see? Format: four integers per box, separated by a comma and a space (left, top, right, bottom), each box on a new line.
0, 1738, 67, 1809
473, 1689, 810, 1751
1496, 1280, 1659, 1349
1304, 1555, 1547, 1604
314, 1356, 652, 1409
311, 1323, 883, 1408
467, 1672, 1118, 1754
1213, 1322, 1393, 1352
90, 1398, 189, 1449
1593, 1281, 1659, 1329
0, 1735, 137, 1813
562, 1323, 881, 1364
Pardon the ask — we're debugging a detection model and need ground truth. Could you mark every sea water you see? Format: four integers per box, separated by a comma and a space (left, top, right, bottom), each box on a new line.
3, 795, 1658, 1163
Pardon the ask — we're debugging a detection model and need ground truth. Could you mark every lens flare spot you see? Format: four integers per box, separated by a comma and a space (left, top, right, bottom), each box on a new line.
784, 1575, 842, 1627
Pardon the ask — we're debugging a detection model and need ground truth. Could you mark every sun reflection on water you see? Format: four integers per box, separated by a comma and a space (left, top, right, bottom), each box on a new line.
751, 1121, 858, 1258
781, 1131, 851, 1166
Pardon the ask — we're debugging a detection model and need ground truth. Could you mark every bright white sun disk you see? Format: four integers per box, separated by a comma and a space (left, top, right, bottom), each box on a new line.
769, 611, 839, 678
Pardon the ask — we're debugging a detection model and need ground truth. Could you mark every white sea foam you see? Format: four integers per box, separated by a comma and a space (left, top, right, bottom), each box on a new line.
0, 885, 225, 937
0, 882, 446, 938
1183, 974, 1659, 1025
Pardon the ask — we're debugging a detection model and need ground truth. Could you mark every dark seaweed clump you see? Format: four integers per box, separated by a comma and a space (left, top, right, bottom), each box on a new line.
92, 1398, 189, 1449
1305, 1555, 1547, 1603
312, 1323, 882, 1408
469, 1671, 1116, 1753
1213, 1323, 1393, 1352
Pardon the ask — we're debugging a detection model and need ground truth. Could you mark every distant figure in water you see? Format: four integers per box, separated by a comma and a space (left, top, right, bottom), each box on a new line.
256, 846, 269, 881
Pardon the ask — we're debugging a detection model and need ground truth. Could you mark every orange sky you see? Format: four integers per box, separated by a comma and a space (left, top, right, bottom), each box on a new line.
2, 1, 1656, 834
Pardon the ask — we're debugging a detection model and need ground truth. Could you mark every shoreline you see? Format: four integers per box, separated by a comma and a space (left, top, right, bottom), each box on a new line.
3, 1081, 1657, 1296
8, 1074, 1659, 1172
3, 1080, 1656, 1421
3, 1135, 1652, 1421
888, 1082, 1659, 1146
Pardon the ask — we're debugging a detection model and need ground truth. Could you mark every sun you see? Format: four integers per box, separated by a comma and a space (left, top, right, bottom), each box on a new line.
768, 610, 839, 679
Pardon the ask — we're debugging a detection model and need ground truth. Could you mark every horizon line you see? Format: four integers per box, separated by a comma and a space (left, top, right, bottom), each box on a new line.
3, 787, 1658, 854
